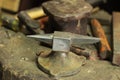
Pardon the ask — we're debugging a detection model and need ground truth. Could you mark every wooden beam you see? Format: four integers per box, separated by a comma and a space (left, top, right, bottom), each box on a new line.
112, 12, 120, 65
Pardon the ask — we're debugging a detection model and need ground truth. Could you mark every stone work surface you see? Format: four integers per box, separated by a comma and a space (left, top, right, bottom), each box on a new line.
0, 27, 120, 80
0, 27, 51, 80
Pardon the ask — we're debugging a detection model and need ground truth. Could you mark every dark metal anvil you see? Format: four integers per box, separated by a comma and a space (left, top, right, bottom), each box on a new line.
42, 0, 92, 34
27, 31, 100, 78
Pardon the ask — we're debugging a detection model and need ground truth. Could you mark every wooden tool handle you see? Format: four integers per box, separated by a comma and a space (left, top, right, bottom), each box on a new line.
26, 7, 46, 19
91, 19, 111, 59
15, 7, 46, 19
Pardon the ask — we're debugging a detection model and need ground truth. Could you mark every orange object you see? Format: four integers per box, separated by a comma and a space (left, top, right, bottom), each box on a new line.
91, 19, 111, 59
39, 16, 49, 29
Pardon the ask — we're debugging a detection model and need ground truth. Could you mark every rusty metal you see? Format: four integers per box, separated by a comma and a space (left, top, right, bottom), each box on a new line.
112, 12, 120, 65
91, 19, 111, 60
70, 45, 99, 60
27, 31, 99, 77
39, 16, 49, 30
42, 0, 92, 34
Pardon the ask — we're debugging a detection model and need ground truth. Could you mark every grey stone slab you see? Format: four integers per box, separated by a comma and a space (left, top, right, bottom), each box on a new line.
0, 27, 120, 80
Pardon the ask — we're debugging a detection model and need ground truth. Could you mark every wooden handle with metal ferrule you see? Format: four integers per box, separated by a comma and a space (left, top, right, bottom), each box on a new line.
15, 7, 46, 19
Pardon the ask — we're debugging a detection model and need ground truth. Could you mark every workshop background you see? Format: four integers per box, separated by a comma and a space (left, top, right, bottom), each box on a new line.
0, 0, 120, 80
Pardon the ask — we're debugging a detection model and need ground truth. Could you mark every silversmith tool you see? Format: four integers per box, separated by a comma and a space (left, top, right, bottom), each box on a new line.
27, 31, 100, 78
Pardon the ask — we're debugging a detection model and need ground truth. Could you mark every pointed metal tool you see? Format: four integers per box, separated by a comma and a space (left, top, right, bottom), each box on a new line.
27, 31, 100, 78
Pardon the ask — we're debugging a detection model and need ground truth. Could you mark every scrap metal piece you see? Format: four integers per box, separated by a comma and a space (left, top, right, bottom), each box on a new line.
70, 45, 99, 60
112, 12, 120, 66
25, 7, 46, 19
42, 0, 92, 34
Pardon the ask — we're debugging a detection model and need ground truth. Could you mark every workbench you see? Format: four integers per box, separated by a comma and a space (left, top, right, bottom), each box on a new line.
0, 27, 120, 80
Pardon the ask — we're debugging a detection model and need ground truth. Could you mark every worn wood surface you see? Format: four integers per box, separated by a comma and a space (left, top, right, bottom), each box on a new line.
2, 0, 20, 12
112, 12, 120, 66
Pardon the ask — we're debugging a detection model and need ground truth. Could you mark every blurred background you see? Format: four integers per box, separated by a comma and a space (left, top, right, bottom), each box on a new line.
0, 0, 120, 14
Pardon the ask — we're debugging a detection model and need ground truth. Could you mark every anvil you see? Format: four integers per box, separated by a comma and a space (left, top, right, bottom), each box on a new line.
27, 31, 100, 78
27, 31, 100, 52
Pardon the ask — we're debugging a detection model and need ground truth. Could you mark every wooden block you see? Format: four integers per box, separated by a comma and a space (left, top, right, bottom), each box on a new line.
2, 0, 20, 12
2, 0, 40, 12
112, 12, 120, 65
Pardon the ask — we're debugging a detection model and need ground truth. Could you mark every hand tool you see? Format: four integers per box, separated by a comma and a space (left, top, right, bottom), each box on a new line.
71, 45, 99, 60
0, 13, 44, 34
17, 11, 44, 34
27, 31, 100, 78
1, 15, 19, 32
24, 7, 46, 19
91, 19, 111, 60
